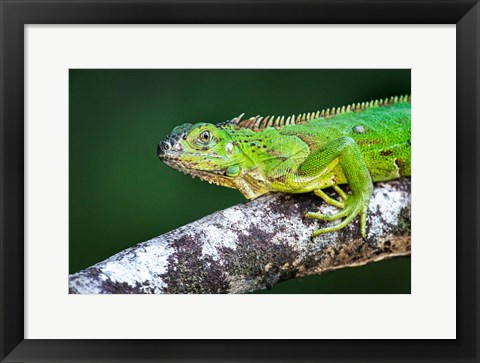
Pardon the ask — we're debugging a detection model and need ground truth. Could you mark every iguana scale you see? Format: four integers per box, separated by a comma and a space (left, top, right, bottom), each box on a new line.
157, 95, 411, 238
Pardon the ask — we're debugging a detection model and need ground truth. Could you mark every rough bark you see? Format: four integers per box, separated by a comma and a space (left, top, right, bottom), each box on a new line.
69, 178, 411, 294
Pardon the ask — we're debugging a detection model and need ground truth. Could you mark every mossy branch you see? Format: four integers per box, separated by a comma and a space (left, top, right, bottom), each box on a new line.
69, 178, 411, 294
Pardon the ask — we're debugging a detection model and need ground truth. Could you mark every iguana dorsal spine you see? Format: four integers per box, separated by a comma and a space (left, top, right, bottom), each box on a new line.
222, 94, 411, 132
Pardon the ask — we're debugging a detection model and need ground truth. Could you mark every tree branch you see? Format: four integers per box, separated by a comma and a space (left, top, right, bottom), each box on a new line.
69, 178, 411, 294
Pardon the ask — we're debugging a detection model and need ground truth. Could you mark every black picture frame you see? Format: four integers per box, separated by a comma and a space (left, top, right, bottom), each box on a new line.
1, 1, 478, 362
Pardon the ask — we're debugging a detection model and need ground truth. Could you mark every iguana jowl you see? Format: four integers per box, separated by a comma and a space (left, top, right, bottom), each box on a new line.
157, 96, 411, 238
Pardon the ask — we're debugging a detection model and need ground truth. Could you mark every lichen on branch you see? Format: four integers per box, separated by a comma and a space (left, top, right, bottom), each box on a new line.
69, 178, 411, 294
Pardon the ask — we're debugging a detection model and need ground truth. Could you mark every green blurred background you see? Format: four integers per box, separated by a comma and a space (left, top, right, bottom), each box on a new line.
69, 69, 411, 293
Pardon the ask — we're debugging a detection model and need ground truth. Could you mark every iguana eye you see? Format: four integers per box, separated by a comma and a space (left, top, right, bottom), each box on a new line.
200, 130, 211, 143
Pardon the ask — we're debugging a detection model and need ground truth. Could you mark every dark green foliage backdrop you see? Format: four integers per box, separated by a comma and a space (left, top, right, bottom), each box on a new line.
69, 69, 411, 293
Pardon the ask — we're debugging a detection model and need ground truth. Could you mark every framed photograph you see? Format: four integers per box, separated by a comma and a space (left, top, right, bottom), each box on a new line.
68, 69, 412, 295
1, 0, 478, 362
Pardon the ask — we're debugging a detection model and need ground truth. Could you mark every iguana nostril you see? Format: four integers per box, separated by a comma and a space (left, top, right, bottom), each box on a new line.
157, 141, 171, 157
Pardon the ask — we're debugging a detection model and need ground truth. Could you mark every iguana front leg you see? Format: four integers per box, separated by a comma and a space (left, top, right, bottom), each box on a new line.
299, 136, 373, 238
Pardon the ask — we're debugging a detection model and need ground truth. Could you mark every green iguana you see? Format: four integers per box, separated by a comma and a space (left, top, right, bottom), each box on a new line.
157, 95, 411, 238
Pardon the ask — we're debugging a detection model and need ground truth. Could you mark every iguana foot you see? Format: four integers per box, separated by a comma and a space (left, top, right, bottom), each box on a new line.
305, 190, 369, 239
312, 188, 344, 209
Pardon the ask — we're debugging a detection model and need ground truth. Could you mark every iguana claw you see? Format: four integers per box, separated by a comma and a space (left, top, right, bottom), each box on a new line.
305, 190, 369, 239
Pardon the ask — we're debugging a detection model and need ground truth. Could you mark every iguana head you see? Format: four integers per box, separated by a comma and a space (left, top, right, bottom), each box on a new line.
157, 122, 247, 190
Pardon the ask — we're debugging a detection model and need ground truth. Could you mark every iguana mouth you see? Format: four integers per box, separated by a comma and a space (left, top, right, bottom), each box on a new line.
160, 155, 235, 187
